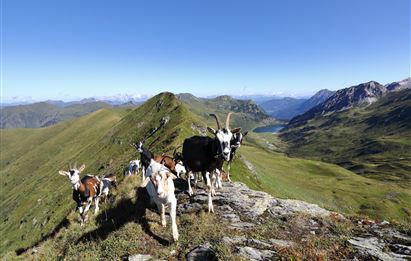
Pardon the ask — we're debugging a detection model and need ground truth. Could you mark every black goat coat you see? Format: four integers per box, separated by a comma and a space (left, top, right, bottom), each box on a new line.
139, 146, 153, 170
182, 136, 224, 173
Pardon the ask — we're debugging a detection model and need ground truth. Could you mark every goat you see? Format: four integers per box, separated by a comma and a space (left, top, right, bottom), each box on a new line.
134, 141, 179, 181
141, 159, 179, 241
154, 154, 178, 176
59, 164, 101, 226
133, 141, 153, 182
100, 173, 117, 202
125, 159, 141, 176
226, 131, 248, 181
182, 112, 240, 212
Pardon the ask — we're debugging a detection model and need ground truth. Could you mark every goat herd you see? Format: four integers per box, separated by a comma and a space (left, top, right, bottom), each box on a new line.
58, 112, 248, 241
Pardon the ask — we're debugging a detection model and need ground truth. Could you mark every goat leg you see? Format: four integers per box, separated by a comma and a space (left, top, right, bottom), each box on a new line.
170, 197, 179, 241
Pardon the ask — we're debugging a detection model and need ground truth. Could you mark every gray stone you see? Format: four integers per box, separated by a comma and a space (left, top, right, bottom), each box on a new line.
237, 246, 276, 261
186, 243, 217, 261
222, 236, 247, 245
128, 254, 152, 261
269, 239, 296, 248
348, 237, 409, 261
229, 222, 255, 230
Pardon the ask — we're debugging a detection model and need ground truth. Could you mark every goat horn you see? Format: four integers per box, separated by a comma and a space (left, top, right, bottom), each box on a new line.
225, 112, 233, 130
172, 145, 182, 156
209, 114, 221, 129
74, 162, 77, 169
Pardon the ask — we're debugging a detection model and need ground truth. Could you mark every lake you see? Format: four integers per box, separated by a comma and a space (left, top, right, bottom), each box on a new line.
253, 124, 286, 133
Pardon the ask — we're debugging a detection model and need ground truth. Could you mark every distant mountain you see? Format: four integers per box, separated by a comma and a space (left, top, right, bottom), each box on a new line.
281, 86, 411, 183
0, 101, 111, 129
177, 93, 276, 130
288, 81, 388, 127
259, 89, 334, 120
385, 77, 411, 91
297, 89, 335, 113
260, 97, 307, 120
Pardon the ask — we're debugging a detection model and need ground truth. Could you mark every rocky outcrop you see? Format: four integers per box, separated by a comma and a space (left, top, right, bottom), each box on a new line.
177, 182, 332, 220
174, 180, 411, 260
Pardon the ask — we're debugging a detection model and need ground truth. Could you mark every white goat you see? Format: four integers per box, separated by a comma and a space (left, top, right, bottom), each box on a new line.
125, 159, 141, 176
141, 159, 179, 241
174, 162, 186, 178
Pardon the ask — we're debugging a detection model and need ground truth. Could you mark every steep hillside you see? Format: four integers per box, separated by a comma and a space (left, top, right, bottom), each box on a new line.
288, 81, 388, 127
0, 93, 202, 254
281, 89, 411, 183
260, 89, 334, 120
177, 93, 276, 130
2, 92, 410, 259
0, 101, 112, 129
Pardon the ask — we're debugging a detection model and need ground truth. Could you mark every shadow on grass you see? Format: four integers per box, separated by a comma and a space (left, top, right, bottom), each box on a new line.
15, 217, 70, 255
76, 187, 170, 246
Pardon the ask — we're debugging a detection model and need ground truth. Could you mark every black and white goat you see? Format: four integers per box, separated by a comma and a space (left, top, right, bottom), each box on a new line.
226, 130, 248, 181
133, 141, 154, 182
182, 112, 240, 212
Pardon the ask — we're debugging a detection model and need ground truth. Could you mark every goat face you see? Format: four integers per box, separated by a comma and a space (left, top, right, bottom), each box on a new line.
142, 170, 176, 198
208, 127, 241, 161
59, 164, 86, 188
136, 141, 144, 153
231, 131, 248, 148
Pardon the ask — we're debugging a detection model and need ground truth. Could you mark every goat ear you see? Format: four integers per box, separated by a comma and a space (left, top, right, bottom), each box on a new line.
78, 164, 86, 172
167, 172, 178, 180
140, 177, 150, 188
231, 127, 242, 134
207, 127, 216, 135
59, 170, 69, 176
243, 131, 248, 137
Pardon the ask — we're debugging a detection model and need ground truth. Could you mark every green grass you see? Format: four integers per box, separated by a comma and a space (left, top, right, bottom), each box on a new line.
236, 144, 411, 223
1, 91, 410, 257
281, 89, 411, 184
0, 93, 203, 255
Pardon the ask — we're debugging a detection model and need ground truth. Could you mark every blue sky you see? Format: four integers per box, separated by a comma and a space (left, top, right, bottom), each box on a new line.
1, 0, 410, 101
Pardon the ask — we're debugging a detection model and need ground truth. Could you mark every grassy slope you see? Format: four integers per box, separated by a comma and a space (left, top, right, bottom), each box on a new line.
235, 142, 411, 223
280, 89, 411, 184
177, 94, 277, 131
0, 101, 112, 129
0, 93, 202, 255
2, 92, 410, 258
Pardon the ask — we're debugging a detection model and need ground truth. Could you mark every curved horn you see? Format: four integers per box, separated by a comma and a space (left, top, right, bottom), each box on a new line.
172, 145, 182, 157
225, 112, 233, 130
209, 114, 221, 129
74, 162, 77, 170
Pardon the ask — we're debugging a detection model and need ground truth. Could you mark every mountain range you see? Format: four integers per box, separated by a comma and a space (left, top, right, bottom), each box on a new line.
281, 78, 411, 184
1, 90, 410, 259
259, 89, 335, 120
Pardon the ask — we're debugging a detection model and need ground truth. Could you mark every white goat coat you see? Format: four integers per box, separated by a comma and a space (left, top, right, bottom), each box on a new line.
143, 160, 179, 241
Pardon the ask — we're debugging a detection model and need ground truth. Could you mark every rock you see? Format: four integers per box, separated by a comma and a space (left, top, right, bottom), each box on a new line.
348, 237, 409, 260
128, 254, 152, 261
229, 222, 255, 230
222, 236, 247, 245
221, 213, 240, 222
186, 243, 217, 261
380, 220, 390, 226
237, 246, 276, 261
247, 238, 272, 249
269, 239, 296, 248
